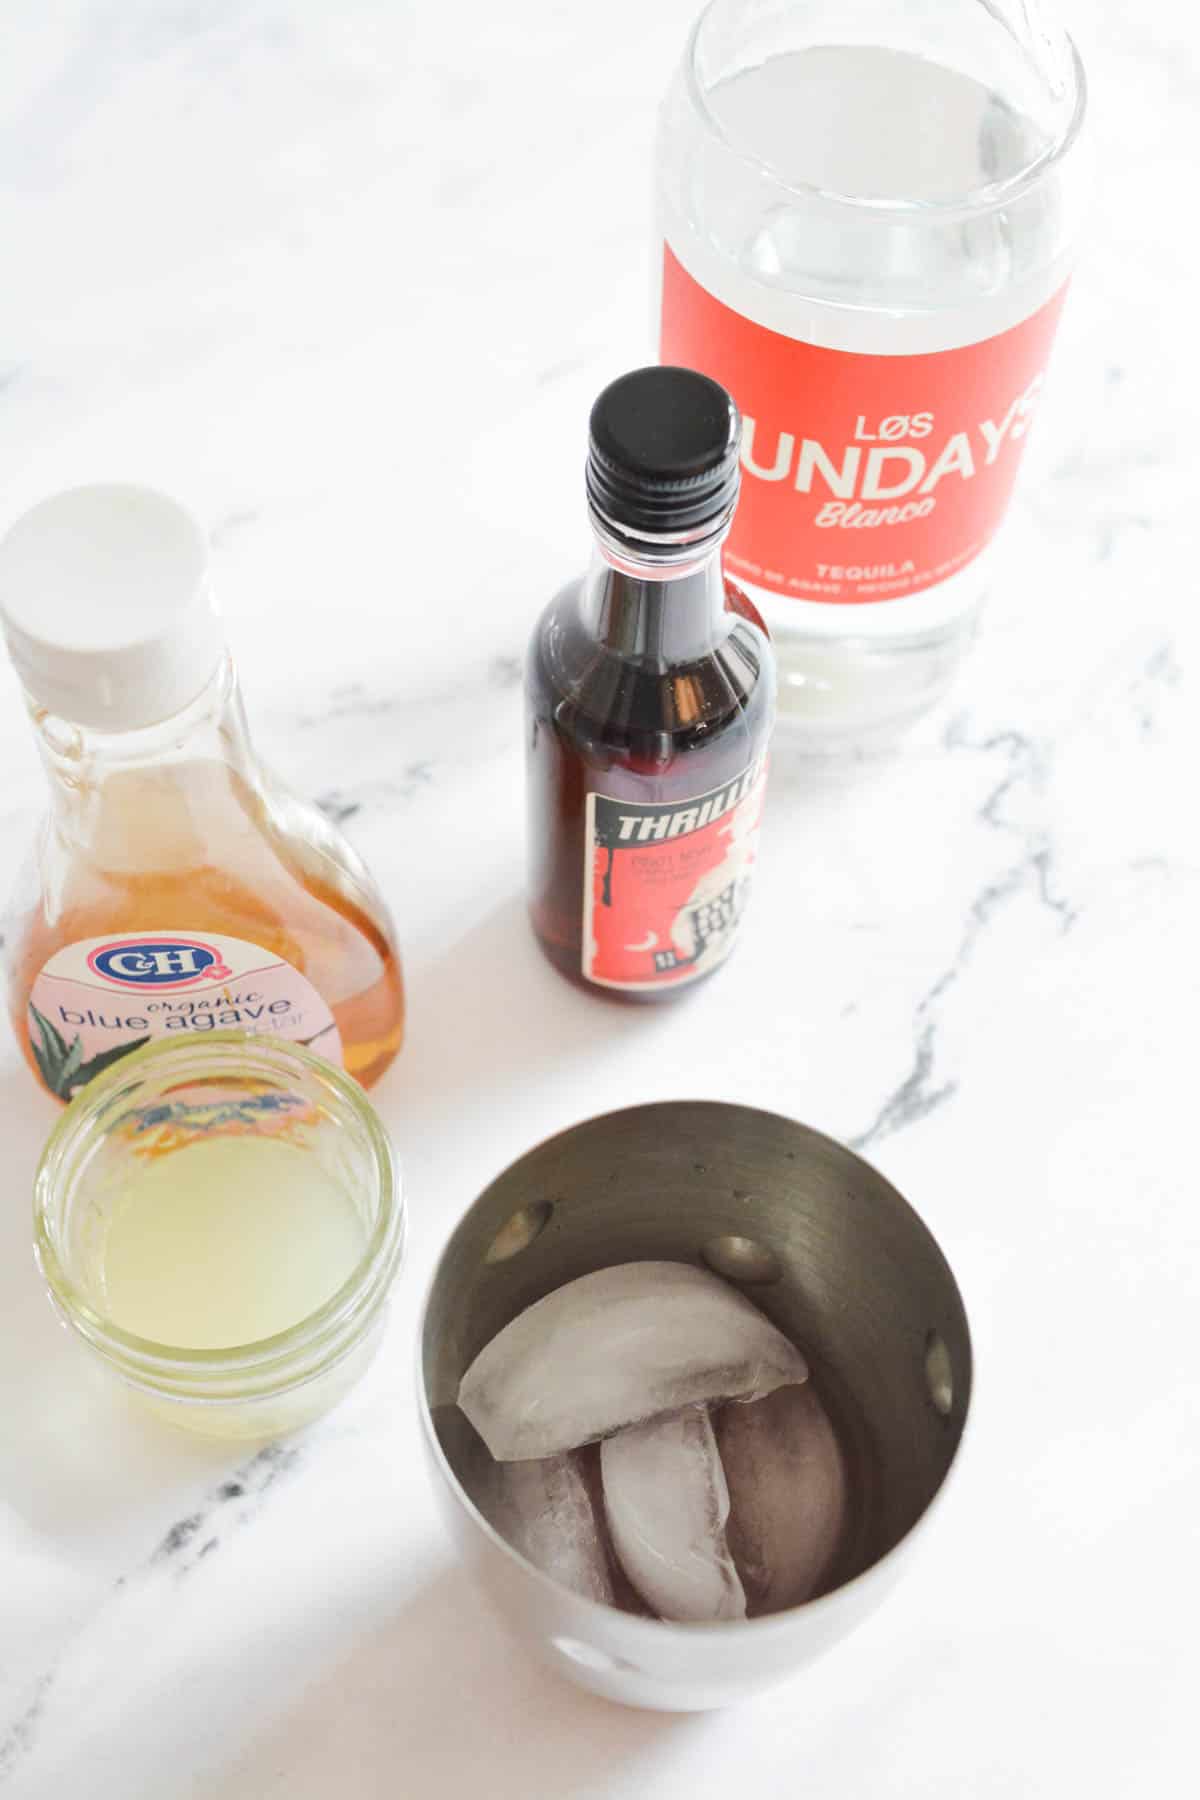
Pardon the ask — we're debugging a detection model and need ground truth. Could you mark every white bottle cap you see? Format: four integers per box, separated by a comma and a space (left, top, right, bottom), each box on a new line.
0, 483, 226, 732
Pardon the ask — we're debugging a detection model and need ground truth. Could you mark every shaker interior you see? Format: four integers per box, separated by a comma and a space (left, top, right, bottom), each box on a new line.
423, 1101, 971, 1590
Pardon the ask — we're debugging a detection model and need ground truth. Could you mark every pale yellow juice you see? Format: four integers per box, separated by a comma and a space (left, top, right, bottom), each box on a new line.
90, 1135, 367, 1349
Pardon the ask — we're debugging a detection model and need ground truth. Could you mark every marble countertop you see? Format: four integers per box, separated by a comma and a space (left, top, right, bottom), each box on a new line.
1, 2, 1196, 1795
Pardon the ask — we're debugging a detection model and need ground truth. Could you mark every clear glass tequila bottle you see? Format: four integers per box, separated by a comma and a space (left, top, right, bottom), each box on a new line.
656, 0, 1087, 747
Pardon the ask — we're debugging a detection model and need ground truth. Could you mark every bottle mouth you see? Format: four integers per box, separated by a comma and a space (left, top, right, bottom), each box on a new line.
685, 1, 1087, 221
588, 498, 736, 574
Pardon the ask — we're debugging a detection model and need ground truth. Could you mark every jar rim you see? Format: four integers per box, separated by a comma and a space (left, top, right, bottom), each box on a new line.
684, 1, 1088, 222
33, 1032, 404, 1396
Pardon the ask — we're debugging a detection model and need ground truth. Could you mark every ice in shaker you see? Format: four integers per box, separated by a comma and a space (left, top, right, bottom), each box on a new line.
716, 1383, 847, 1614
458, 1261, 808, 1461
480, 1451, 614, 1606
601, 1405, 746, 1624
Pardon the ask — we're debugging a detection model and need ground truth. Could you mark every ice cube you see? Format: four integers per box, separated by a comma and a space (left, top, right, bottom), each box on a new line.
458, 1261, 808, 1462
601, 1405, 747, 1624
715, 1382, 848, 1615
480, 1449, 615, 1605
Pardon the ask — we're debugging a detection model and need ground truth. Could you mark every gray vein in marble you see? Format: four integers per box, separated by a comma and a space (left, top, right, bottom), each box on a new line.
296, 682, 415, 727
1128, 642, 1181, 740
297, 654, 524, 731
314, 762, 433, 823
0, 1673, 53, 1787
0, 1444, 301, 1786
148, 1442, 301, 1580
1092, 512, 1150, 564
315, 792, 363, 825
971, 726, 1077, 929
152, 1511, 206, 1564
852, 723, 1076, 1152
850, 1020, 957, 1152
209, 506, 262, 548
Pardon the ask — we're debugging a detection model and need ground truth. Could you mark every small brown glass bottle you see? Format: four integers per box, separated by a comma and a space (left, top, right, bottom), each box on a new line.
525, 366, 774, 998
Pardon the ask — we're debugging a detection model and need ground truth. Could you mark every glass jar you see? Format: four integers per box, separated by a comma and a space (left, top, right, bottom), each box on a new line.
33, 1033, 404, 1439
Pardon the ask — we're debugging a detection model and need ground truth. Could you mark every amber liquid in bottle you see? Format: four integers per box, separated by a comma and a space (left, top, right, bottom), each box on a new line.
0, 484, 404, 1101
526, 553, 773, 996
7, 664, 404, 1097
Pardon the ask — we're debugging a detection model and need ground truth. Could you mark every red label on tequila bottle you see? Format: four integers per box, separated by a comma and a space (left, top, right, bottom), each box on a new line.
582, 758, 767, 990
660, 245, 1068, 605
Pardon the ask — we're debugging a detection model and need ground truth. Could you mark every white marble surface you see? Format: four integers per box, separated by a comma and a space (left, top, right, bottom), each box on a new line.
1, 2, 1196, 1794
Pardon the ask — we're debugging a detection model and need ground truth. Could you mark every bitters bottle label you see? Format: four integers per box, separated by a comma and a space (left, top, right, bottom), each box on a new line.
28, 932, 342, 1099
582, 759, 767, 990
660, 245, 1068, 606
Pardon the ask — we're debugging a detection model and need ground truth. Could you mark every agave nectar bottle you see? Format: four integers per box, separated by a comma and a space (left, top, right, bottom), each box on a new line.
0, 484, 404, 1101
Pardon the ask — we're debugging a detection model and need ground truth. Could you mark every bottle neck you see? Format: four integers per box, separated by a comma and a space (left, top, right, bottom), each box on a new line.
31, 654, 257, 849
582, 531, 730, 667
